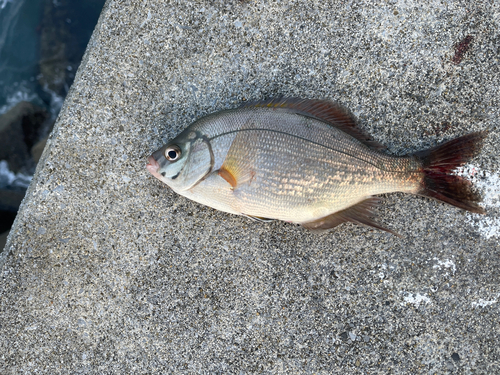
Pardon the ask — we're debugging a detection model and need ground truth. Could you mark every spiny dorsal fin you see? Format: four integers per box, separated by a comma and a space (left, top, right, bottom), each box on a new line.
301, 197, 401, 237
240, 97, 385, 149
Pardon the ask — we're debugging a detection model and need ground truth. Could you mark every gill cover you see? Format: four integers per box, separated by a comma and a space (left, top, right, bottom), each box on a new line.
171, 133, 213, 191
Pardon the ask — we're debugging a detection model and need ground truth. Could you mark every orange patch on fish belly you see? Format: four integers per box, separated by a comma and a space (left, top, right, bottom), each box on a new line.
218, 167, 257, 189
218, 167, 237, 189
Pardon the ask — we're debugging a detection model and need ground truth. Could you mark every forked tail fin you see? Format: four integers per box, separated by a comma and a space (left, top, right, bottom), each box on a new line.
414, 131, 488, 214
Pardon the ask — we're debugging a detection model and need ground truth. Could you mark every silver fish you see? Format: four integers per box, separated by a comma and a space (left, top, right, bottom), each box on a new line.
147, 98, 486, 235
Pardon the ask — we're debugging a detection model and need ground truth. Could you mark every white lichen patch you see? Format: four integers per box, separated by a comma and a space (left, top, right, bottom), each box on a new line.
471, 296, 498, 308
433, 258, 456, 275
401, 292, 432, 307
455, 165, 500, 239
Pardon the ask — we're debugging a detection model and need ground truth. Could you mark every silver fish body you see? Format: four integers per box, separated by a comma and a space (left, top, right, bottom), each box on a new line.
147, 98, 485, 234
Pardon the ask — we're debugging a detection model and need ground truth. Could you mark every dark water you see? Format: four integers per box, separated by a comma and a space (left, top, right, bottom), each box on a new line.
0, 0, 105, 240
0, 0, 105, 116
0, 0, 43, 113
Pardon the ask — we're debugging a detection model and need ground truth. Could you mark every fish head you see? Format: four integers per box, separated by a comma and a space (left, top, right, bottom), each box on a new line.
146, 130, 213, 192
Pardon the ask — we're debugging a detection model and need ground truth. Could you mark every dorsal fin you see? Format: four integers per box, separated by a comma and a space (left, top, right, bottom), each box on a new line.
240, 97, 385, 149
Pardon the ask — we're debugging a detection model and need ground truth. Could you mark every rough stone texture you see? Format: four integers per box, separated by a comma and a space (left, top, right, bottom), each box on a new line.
1, 0, 499, 373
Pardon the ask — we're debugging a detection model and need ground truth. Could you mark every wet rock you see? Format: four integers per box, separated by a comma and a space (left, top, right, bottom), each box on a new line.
0, 230, 9, 253
0, 101, 49, 173
0, 188, 25, 238
0, 189, 25, 214
39, 0, 72, 96
31, 121, 54, 164
0, 212, 17, 237
39, 0, 101, 96
31, 136, 48, 164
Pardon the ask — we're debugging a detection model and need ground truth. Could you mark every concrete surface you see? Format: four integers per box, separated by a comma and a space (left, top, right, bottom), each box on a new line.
1, 0, 499, 373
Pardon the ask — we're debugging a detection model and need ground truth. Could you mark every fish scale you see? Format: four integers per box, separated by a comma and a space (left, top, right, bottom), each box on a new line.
208, 127, 415, 222
147, 98, 486, 235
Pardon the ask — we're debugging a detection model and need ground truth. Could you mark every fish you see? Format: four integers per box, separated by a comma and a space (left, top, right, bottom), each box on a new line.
146, 98, 486, 235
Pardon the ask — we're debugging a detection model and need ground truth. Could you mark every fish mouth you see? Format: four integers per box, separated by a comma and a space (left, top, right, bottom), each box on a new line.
146, 155, 163, 180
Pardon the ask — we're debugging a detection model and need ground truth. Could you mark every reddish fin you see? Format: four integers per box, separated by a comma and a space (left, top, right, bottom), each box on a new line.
301, 197, 400, 237
414, 131, 487, 214
240, 97, 385, 149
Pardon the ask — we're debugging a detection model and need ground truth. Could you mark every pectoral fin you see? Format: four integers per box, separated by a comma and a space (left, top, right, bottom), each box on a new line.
218, 125, 259, 189
302, 197, 401, 237
218, 166, 238, 189
217, 162, 256, 190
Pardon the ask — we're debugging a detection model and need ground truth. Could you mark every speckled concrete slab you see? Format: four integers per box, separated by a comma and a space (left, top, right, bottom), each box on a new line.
1, 0, 499, 373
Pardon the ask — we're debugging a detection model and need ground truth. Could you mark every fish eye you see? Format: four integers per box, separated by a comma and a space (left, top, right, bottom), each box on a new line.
165, 145, 181, 161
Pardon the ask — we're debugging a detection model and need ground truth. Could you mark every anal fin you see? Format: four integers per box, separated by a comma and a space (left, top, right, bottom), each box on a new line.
242, 214, 275, 223
301, 197, 401, 237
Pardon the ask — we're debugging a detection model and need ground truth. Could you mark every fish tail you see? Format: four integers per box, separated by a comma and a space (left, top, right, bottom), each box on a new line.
414, 131, 488, 214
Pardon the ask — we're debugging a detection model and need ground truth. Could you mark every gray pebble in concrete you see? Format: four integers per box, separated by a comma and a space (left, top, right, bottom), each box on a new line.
1, 0, 499, 373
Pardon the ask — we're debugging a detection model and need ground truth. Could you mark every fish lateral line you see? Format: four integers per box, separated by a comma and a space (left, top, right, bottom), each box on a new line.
208, 127, 412, 173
